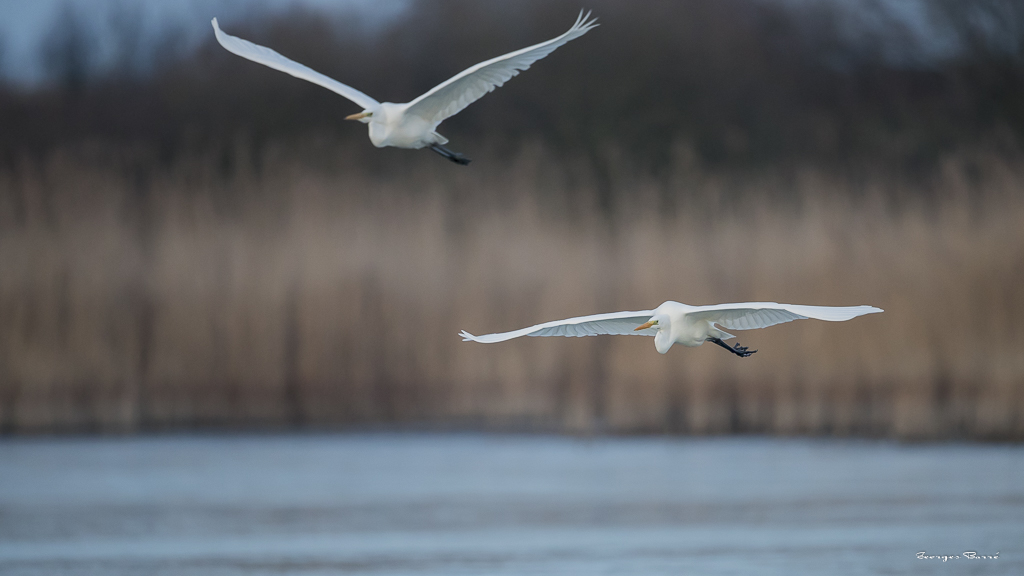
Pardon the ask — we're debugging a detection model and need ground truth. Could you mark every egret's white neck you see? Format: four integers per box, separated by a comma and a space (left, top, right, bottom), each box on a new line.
654, 328, 674, 354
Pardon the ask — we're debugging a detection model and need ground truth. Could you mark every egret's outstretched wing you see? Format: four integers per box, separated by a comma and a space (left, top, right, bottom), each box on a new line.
405, 10, 598, 127
460, 309, 654, 343
212, 18, 379, 110
688, 302, 882, 332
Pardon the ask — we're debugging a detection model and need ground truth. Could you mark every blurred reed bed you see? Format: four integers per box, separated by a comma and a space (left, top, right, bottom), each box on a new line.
0, 141, 1022, 439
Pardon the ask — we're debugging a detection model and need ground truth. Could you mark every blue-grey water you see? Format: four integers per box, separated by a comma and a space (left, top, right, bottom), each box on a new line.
0, 434, 1020, 575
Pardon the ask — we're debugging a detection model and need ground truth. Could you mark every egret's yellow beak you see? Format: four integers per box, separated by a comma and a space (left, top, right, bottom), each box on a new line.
345, 112, 372, 121
634, 320, 658, 331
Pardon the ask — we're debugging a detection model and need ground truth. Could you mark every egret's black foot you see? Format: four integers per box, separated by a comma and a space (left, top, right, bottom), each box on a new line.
707, 337, 757, 358
430, 145, 471, 165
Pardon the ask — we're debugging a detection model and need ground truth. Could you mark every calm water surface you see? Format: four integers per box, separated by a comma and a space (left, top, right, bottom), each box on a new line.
0, 434, 1021, 575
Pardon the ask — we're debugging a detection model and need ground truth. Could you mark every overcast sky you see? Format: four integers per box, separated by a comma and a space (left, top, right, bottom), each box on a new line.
0, 0, 409, 84
0, 0, 952, 86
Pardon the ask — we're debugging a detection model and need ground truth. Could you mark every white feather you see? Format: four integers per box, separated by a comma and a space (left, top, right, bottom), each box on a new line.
212, 18, 379, 110
460, 309, 655, 343
687, 302, 882, 330
405, 10, 599, 127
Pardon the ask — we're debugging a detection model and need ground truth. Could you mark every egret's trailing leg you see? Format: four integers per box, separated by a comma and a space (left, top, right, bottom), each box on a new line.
429, 144, 471, 165
707, 337, 757, 358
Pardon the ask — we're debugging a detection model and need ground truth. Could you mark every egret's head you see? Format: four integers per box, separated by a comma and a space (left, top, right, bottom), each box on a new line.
345, 110, 374, 124
635, 313, 673, 354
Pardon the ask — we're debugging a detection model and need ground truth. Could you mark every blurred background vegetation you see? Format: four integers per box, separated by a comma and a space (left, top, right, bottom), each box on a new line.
1, 0, 1023, 439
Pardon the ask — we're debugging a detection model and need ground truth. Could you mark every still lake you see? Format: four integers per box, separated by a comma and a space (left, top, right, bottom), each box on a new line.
0, 433, 1021, 575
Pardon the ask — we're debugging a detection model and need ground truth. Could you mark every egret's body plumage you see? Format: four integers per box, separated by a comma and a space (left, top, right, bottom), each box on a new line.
460, 301, 882, 355
363, 103, 442, 149
212, 12, 599, 163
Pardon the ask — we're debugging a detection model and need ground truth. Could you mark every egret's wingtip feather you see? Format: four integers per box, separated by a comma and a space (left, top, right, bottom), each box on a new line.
570, 10, 598, 33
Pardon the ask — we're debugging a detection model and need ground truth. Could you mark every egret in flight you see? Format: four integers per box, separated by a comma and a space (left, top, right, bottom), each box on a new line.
211, 12, 599, 165
460, 301, 882, 356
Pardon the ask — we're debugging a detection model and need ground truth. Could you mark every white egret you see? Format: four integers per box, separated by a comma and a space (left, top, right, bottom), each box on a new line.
211, 12, 599, 165
460, 301, 882, 356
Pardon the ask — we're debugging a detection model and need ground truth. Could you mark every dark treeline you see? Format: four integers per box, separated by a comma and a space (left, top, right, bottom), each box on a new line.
2, 0, 1024, 172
